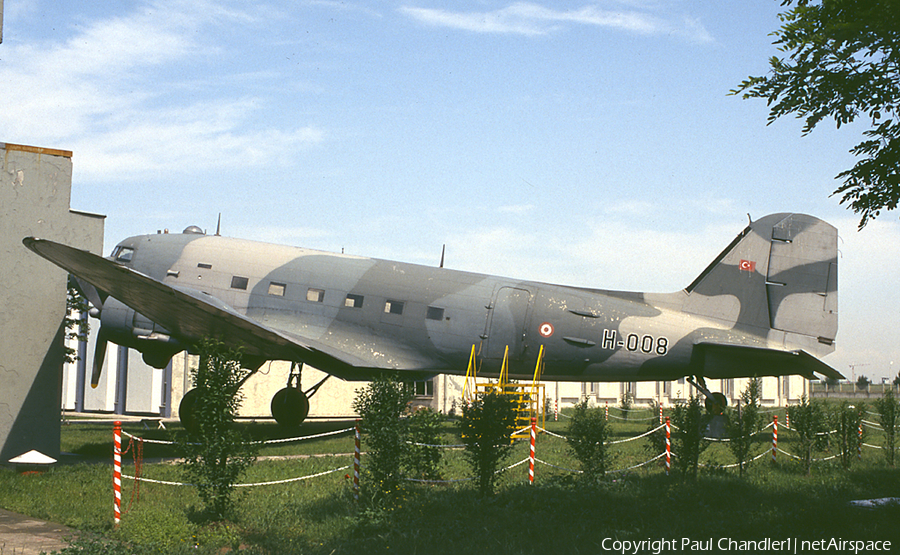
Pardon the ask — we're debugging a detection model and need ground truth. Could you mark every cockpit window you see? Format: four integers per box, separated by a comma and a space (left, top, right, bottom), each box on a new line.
112, 246, 134, 263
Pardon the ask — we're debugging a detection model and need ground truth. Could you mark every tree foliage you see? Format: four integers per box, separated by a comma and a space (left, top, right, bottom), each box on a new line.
875, 388, 899, 465
831, 401, 865, 469
733, 0, 900, 228
566, 399, 611, 482
179, 338, 256, 520
63, 282, 89, 365
787, 395, 829, 474
351, 373, 412, 499
671, 395, 710, 480
403, 406, 445, 481
726, 377, 763, 476
460, 391, 517, 496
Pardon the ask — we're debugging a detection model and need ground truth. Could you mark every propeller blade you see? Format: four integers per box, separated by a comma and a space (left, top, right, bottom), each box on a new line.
73, 276, 106, 311
91, 327, 109, 389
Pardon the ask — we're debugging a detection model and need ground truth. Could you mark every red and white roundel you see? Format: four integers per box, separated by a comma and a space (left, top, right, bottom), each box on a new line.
539, 322, 554, 337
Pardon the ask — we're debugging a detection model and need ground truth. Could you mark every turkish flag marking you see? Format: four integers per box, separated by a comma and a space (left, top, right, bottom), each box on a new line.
739, 259, 756, 272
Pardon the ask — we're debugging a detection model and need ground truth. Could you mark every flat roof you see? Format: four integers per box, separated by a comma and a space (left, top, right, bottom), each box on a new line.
1, 142, 73, 158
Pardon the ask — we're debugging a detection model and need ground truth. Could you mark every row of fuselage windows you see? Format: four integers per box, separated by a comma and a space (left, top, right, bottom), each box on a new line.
228, 274, 446, 320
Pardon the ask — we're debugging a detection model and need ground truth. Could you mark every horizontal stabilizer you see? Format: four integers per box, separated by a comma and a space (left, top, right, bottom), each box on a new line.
691, 342, 845, 381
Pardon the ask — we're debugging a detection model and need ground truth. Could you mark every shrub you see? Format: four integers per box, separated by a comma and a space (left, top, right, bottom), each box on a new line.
460, 390, 517, 495
351, 373, 411, 499
566, 399, 611, 482
404, 407, 444, 481
670, 395, 709, 479
875, 388, 899, 466
726, 377, 762, 476
178, 338, 256, 521
832, 401, 865, 470
787, 396, 829, 475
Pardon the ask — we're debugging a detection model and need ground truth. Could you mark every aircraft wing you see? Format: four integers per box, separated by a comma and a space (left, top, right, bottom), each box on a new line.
23, 237, 370, 375
691, 342, 845, 381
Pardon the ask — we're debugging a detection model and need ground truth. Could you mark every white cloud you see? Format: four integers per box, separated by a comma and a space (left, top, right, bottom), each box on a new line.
399, 2, 713, 42
0, 1, 322, 182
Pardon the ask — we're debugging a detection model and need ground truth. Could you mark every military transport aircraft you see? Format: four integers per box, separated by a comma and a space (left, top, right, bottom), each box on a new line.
24, 212, 843, 426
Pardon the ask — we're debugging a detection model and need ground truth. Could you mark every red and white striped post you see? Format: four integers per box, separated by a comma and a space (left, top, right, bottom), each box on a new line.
554, 399, 558, 422
605, 401, 609, 421
665, 416, 671, 476
659, 404, 663, 425
113, 421, 122, 525
528, 417, 536, 485
772, 415, 778, 463
353, 420, 361, 500
858, 413, 863, 461
786, 409, 791, 429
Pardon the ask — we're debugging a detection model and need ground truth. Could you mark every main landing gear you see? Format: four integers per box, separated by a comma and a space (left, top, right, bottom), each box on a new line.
270, 362, 329, 427
179, 361, 330, 431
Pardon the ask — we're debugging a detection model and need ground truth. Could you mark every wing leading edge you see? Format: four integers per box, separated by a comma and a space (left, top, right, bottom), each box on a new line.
22, 237, 368, 376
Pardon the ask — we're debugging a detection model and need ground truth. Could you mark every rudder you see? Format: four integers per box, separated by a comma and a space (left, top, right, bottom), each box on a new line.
684, 213, 837, 356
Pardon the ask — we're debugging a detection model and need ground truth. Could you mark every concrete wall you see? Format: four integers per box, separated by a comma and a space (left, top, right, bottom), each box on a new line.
1, 142, 104, 461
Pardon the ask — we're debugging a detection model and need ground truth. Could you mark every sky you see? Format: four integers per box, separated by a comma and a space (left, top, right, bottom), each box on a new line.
2, 0, 898, 382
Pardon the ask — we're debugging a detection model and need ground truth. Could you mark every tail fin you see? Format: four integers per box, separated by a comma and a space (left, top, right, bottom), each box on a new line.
683, 213, 837, 356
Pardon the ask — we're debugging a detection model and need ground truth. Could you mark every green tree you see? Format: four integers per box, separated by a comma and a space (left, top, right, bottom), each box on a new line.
875, 388, 899, 465
787, 396, 829, 474
403, 407, 444, 481
351, 373, 411, 499
726, 377, 763, 477
671, 395, 710, 480
566, 399, 611, 482
63, 282, 89, 364
178, 339, 256, 520
857, 375, 871, 390
460, 391, 517, 496
831, 401, 864, 469
733, 0, 900, 228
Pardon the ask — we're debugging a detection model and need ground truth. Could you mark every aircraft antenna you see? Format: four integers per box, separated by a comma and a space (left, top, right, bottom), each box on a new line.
215, 213, 222, 236
439, 244, 446, 268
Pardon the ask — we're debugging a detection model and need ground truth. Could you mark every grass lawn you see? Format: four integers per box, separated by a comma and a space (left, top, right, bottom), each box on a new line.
1, 409, 899, 554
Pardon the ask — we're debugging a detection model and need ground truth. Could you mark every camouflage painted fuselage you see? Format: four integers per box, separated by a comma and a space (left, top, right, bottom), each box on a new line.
87, 212, 838, 383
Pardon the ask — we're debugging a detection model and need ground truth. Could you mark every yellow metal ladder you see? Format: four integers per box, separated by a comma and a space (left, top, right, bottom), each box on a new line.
467, 345, 546, 439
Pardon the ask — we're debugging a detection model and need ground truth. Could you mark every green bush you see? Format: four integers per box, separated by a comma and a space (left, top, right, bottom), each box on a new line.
787, 396, 829, 475
726, 377, 762, 476
671, 395, 709, 479
831, 401, 865, 470
178, 338, 256, 520
460, 391, 517, 495
351, 373, 411, 499
875, 388, 899, 466
566, 399, 611, 482
404, 407, 444, 481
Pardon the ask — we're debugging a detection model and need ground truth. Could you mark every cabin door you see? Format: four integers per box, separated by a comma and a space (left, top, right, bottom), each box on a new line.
485, 286, 533, 362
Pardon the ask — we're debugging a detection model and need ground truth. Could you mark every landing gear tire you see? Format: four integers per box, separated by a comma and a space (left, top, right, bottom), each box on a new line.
271, 387, 310, 427
705, 391, 728, 415
179, 388, 201, 433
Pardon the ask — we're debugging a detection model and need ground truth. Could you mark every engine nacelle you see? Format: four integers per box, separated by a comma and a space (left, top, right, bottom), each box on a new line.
98, 297, 184, 368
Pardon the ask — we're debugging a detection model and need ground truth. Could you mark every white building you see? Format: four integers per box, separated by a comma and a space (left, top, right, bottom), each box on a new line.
63, 336, 810, 418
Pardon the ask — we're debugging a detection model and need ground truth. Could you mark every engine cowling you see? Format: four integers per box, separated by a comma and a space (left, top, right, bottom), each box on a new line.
90, 297, 184, 388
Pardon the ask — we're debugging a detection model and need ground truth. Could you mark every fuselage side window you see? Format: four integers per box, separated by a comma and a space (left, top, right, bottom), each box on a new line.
384, 300, 404, 315
268, 282, 286, 296
426, 306, 445, 321
345, 294, 364, 308
307, 288, 325, 302
231, 276, 249, 290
